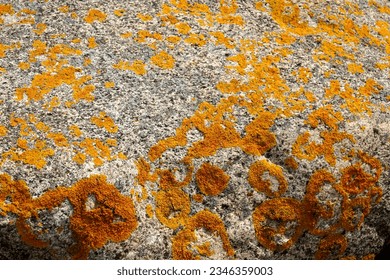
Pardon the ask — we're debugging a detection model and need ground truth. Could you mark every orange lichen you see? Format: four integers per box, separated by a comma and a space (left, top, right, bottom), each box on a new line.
195, 162, 230, 196
184, 33, 207, 46
2, 139, 54, 169
90, 112, 118, 133
84, 9, 107, 24
114, 9, 125, 17
68, 125, 82, 137
347, 63, 364, 74
105, 81, 115, 88
248, 160, 288, 197
284, 157, 298, 170
0, 125, 7, 137
47, 132, 69, 147
87, 37, 97, 49
0, 174, 138, 259
252, 198, 304, 251
18, 62, 30, 70
210, 31, 235, 49
172, 210, 235, 259
315, 234, 347, 260
120, 32, 133, 39
138, 13, 153, 22
113, 60, 147, 75
73, 152, 86, 165
155, 188, 190, 229
33, 23, 46, 35
175, 22, 191, 34
0, 4, 14, 15
150, 51, 175, 69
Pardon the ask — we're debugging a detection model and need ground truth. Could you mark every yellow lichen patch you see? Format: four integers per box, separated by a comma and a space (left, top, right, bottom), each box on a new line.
347, 63, 364, 74
175, 22, 191, 34
192, 193, 204, 203
195, 162, 230, 196
120, 32, 132, 39
47, 132, 69, 147
184, 33, 207, 47
135, 158, 157, 187
69, 125, 82, 137
134, 30, 163, 43
3, 141, 54, 169
58, 5, 69, 13
113, 60, 147, 75
195, 241, 214, 257
284, 156, 298, 170
72, 152, 86, 165
172, 210, 235, 259
294, 67, 312, 83
315, 234, 347, 260
105, 81, 115, 88
166, 35, 181, 44
33, 23, 47, 35
210, 31, 235, 49
0, 174, 137, 259
240, 113, 277, 156
87, 37, 97, 49
0, 125, 7, 137
114, 9, 125, 17
303, 170, 341, 235
146, 204, 154, 218
0, 4, 14, 15
248, 160, 288, 197
252, 198, 304, 251
137, 13, 153, 22
90, 112, 118, 133
150, 51, 175, 69
18, 62, 30, 70
83, 57, 92, 66
84, 9, 107, 24
155, 188, 190, 229
275, 31, 296, 45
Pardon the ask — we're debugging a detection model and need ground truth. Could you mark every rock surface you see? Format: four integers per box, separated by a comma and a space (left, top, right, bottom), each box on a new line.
0, 0, 389, 260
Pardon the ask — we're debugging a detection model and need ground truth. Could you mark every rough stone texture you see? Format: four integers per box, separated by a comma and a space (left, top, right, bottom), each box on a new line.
0, 0, 389, 260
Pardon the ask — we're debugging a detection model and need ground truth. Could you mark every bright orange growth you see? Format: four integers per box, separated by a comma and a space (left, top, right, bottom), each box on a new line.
138, 13, 153, 22
315, 234, 347, 260
105, 81, 115, 88
113, 60, 147, 75
69, 125, 82, 137
84, 9, 107, 24
155, 188, 190, 229
175, 22, 191, 34
47, 132, 69, 147
91, 112, 118, 133
18, 62, 30, 70
0, 125, 7, 137
347, 63, 364, 74
172, 210, 235, 259
248, 159, 288, 197
114, 9, 125, 17
33, 23, 47, 35
150, 51, 175, 69
0, 4, 14, 16
88, 37, 97, 48
195, 162, 230, 196
252, 198, 304, 251
0, 174, 138, 259
2, 140, 54, 169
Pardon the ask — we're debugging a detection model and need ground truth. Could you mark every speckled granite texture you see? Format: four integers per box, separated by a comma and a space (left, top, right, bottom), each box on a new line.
0, 0, 389, 260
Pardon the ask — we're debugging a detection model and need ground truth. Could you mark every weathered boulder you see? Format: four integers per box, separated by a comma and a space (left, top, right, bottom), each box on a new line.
0, 0, 389, 259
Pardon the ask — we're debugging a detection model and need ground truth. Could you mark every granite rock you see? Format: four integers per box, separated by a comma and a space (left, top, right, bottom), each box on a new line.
0, 0, 389, 259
